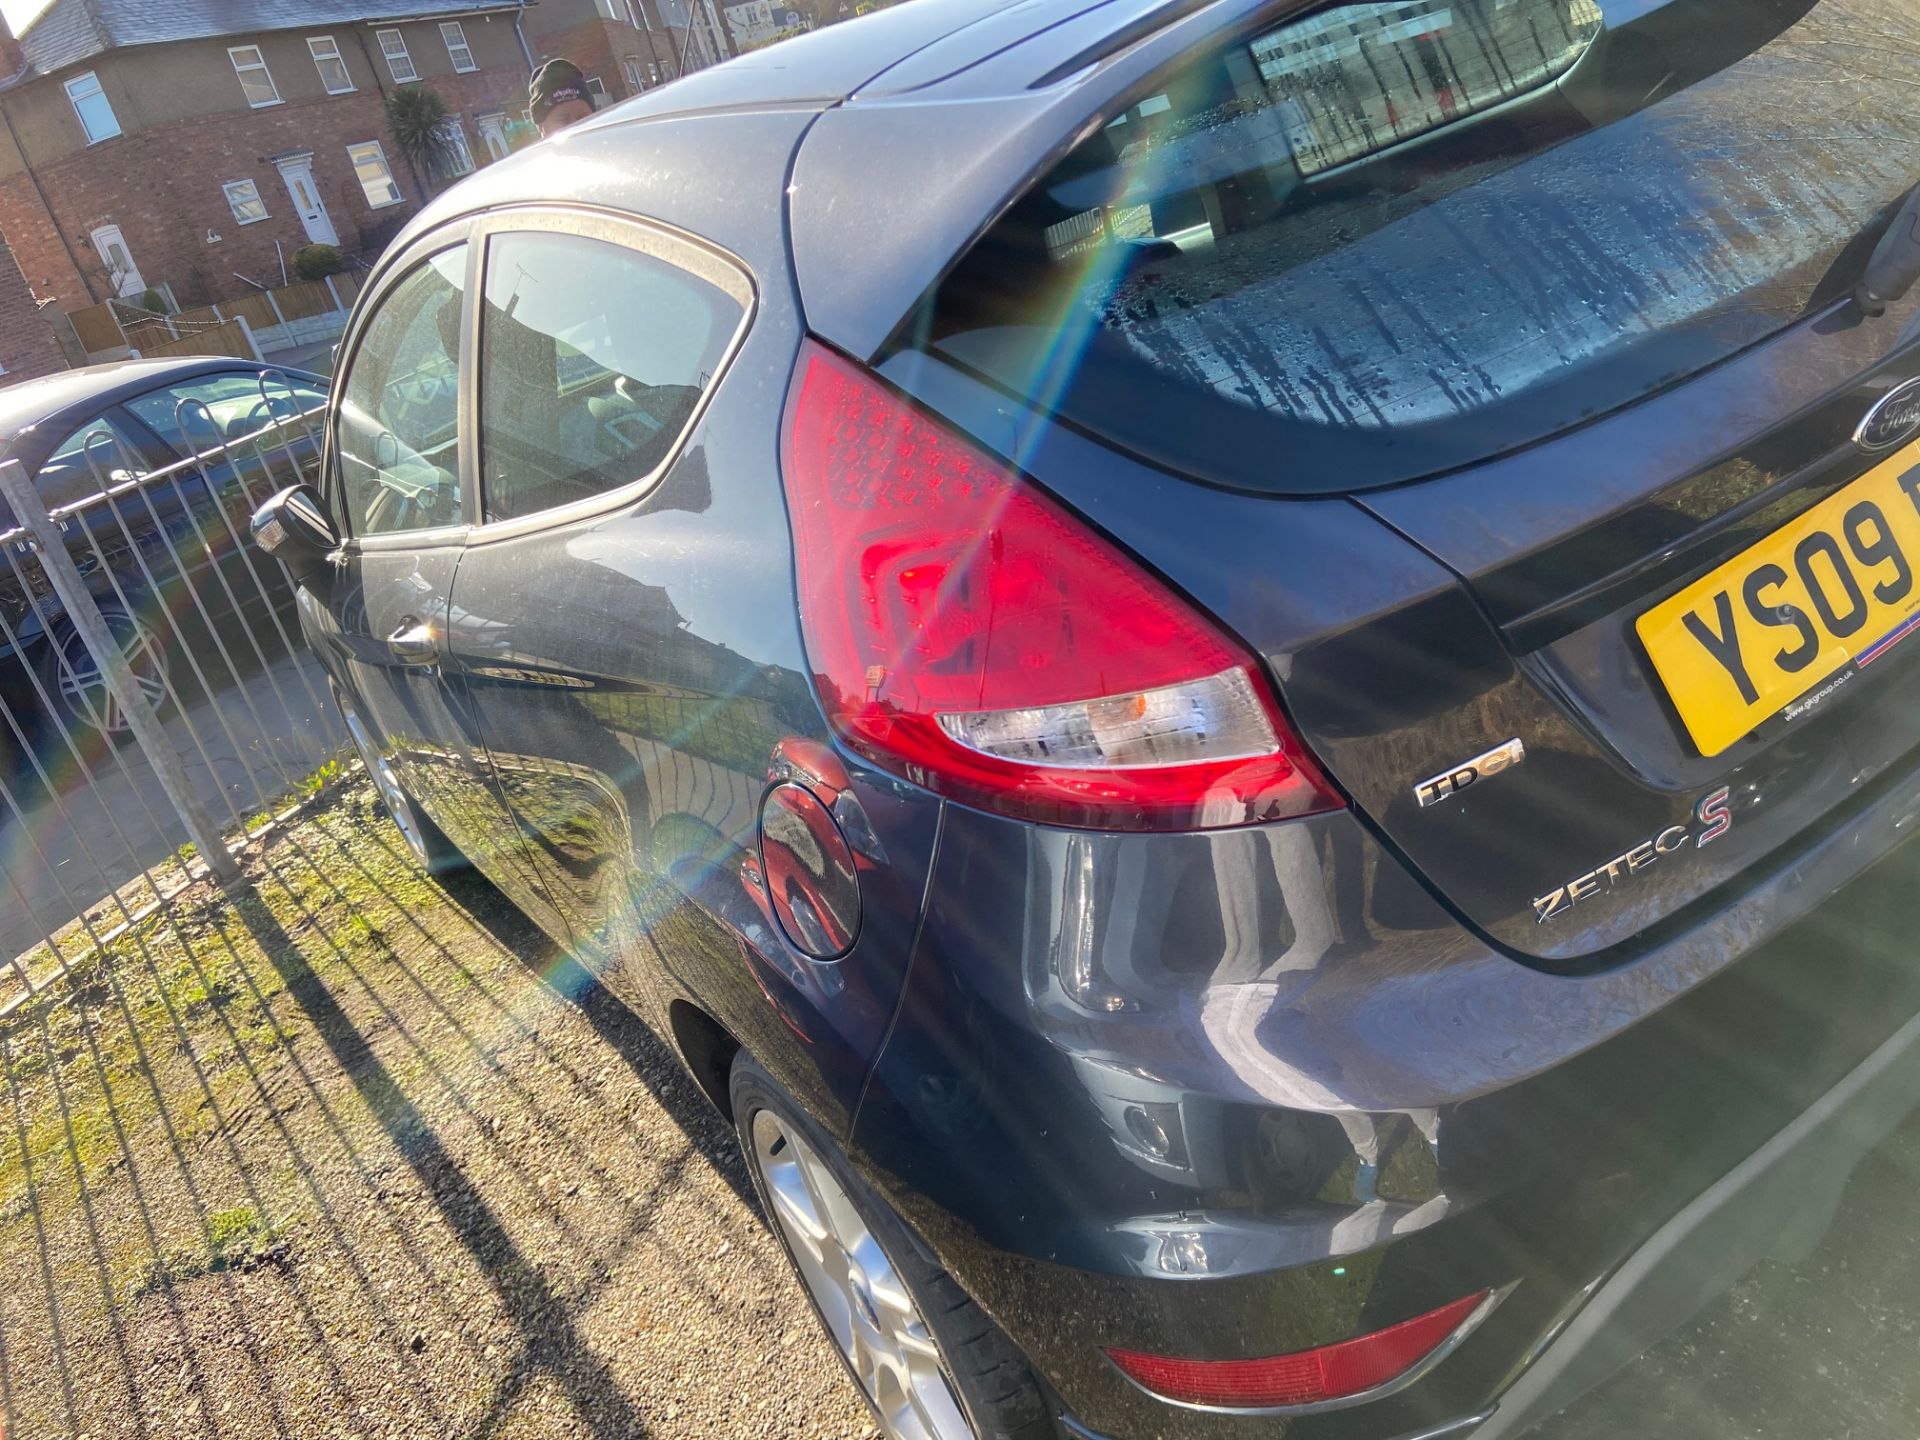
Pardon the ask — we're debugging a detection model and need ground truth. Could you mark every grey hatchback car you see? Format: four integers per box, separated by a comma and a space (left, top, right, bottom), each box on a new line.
254, 0, 1920, 1436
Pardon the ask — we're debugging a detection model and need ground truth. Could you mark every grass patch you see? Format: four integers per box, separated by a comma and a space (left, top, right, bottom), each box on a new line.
0, 776, 433, 1263
124, 1204, 292, 1300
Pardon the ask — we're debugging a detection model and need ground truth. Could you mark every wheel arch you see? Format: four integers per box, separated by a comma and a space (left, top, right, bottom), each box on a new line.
670, 997, 743, 1121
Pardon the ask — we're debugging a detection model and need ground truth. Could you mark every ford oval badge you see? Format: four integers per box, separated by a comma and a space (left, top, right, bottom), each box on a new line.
1856, 376, 1920, 454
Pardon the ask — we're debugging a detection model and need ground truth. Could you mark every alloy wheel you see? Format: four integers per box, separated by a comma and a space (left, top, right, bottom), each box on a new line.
54, 613, 169, 736
749, 1110, 972, 1440
339, 702, 429, 867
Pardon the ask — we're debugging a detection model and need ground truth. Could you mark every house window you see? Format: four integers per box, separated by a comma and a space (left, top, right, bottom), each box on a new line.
376, 28, 417, 83
64, 71, 121, 143
222, 179, 270, 224
348, 141, 404, 208
594, 0, 621, 17
307, 36, 354, 94
622, 57, 645, 92
440, 21, 477, 72
585, 76, 608, 106
437, 120, 475, 178
228, 46, 282, 107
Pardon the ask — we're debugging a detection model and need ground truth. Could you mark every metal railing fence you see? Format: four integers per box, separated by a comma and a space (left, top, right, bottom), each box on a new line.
0, 373, 348, 1009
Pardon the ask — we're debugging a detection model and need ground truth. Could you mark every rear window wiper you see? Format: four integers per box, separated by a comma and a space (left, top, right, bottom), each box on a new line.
1857, 183, 1920, 318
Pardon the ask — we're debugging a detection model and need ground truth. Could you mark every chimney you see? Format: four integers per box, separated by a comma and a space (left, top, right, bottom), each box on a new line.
0, 13, 25, 87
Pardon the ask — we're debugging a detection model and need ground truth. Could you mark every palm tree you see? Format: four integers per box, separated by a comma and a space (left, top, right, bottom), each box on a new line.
384, 84, 457, 196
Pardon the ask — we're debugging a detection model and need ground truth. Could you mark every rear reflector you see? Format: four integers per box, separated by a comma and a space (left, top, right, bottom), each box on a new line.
778, 340, 1342, 831
1105, 1290, 1492, 1410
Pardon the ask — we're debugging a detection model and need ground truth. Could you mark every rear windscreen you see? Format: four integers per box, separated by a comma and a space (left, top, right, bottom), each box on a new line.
921, 0, 1920, 491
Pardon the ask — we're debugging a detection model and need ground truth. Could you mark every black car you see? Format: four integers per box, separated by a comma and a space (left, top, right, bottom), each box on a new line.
254, 1, 1920, 1436
0, 357, 326, 737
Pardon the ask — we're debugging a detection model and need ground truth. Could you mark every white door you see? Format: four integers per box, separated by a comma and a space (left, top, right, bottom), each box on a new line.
276, 157, 338, 247
89, 224, 144, 297
477, 114, 510, 162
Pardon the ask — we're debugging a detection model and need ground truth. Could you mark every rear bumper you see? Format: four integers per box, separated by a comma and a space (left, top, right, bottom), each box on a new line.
1057, 986, 1920, 1440
1472, 978, 1920, 1440
849, 792, 1920, 1439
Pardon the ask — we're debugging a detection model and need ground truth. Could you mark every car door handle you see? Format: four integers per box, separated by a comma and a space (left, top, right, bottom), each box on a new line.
386, 619, 439, 666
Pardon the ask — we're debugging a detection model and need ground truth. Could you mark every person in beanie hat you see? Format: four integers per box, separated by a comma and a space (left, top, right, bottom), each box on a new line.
528, 58, 593, 137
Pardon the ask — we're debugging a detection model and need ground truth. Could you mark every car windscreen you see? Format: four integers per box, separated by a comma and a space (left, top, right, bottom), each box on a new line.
917, 0, 1920, 493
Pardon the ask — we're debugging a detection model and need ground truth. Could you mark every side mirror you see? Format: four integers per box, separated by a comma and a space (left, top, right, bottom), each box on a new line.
251, 483, 339, 584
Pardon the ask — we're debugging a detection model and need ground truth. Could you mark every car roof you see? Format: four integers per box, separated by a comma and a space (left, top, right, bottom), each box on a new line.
387, 0, 1254, 361
0, 356, 319, 465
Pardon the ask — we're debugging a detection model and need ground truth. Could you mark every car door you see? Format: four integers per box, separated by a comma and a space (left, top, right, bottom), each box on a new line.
30, 407, 180, 623
121, 369, 330, 641
16, 410, 179, 729
313, 230, 572, 943
440, 216, 758, 1006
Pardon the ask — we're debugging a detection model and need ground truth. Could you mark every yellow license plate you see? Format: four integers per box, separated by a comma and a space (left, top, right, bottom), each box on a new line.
1638, 438, 1920, 757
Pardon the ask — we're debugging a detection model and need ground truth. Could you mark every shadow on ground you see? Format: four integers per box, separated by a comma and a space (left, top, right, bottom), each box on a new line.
0, 778, 870, 1439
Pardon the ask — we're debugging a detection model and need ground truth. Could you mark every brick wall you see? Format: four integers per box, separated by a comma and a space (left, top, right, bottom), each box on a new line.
529, 16, 696, 97
0, 237, 66, 383
0, 61, 528, 312
0, 170, 91, 299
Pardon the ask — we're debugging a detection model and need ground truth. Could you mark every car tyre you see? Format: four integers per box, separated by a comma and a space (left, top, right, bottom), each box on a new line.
731, 1049, 1057, 1440
333, 685, 469, 876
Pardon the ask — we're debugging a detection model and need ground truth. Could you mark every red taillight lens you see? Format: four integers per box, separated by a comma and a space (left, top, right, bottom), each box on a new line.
1106, 1290, 1493, 1410
778, 341, 1342, 831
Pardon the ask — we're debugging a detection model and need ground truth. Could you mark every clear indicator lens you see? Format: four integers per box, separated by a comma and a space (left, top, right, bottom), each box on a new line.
937, 668, 1279, 770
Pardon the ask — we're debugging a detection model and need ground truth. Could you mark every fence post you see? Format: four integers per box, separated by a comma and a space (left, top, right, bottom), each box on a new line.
0, 458, 244, 889
234, 313, 265, 362
324, 274, 345, 315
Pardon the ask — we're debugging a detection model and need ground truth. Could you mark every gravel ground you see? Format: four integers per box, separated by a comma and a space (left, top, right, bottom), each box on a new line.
0, 778, 872, 1440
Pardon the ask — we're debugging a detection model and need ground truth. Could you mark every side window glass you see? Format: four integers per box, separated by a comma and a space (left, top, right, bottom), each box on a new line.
335, 244, 468, 537
126, 372, 328, 452
477, 230, 741, 524
36, 414, 154, 509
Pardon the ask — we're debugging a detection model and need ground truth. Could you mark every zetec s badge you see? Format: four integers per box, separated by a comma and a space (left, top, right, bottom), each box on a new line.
1533, 788, 1733, 924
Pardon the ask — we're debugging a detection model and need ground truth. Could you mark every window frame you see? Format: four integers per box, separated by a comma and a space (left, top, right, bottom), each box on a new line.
622, 57, 645, 93
346, 140, 405, 209
437, 118, 475, 177
63, 70, 121, 144
439, 21, 477, 73
221, 178, 270, 225
324, 228, 478, 549
465, 206, 755, 542
227, 45, 283, 107
375, 28, 418, 82
307, 35, 355, 94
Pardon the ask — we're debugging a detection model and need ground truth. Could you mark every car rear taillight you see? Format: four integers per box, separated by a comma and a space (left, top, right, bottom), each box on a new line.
1106, 1290, 1495, 1410
778, 341, 1342, 831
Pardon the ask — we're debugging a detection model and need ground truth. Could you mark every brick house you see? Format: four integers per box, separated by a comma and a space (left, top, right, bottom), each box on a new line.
0, 0, 730, 314
0, 233, 66, 382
